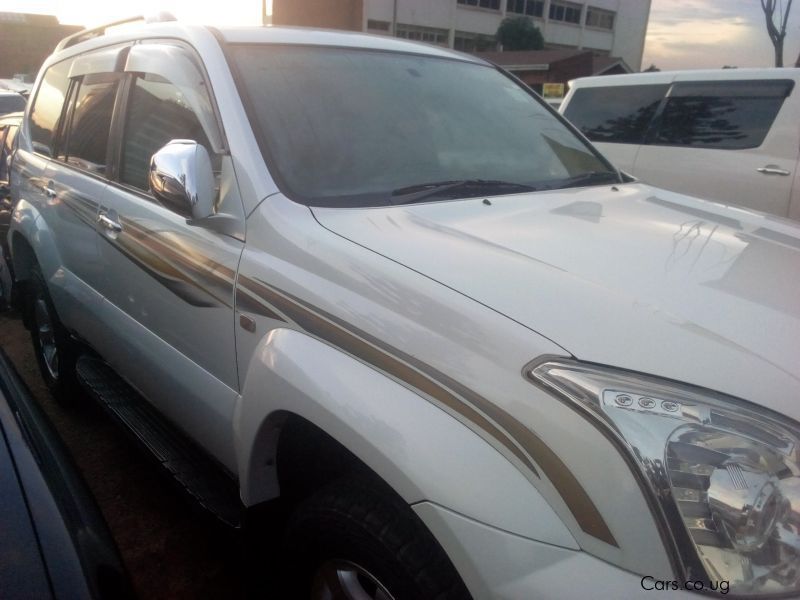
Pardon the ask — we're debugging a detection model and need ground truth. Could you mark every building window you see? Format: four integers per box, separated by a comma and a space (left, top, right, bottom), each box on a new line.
549, 0, 582, 24
457, 0, 501, 11
367, 19, 391, 32
395, 24, 449, 46
507, 0, 544, 18
586, 7, 615, 30
454, 31, 498, 52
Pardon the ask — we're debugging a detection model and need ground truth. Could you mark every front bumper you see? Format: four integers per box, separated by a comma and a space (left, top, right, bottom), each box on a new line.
414, 502, 698, 600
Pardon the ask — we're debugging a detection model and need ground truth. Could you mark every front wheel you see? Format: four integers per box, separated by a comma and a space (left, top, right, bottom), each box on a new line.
283, 477, 472, 600
28, 266, 79, 403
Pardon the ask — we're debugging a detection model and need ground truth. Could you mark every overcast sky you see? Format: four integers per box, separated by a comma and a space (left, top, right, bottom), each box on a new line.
643, 0, 800, 70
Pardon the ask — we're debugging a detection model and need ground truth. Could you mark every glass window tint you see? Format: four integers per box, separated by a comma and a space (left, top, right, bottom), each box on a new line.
0, 125, 18, 181
458, 0, 501, 9
29, 61, 71, 157
563, 84, 668, 144
0, 94, 25, 115
120, 74, 211, 192
232, 45, 612, 207
549, 0, 582, 24
507, 0, 544, 17
64, 74, 119, 173
652, 80, 793, 150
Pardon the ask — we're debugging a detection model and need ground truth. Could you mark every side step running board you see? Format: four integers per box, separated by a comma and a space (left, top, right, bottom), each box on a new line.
75, 356, 243, 528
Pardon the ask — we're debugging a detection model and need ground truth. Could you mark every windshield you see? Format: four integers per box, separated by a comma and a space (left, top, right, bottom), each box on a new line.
230, 44, 616, 207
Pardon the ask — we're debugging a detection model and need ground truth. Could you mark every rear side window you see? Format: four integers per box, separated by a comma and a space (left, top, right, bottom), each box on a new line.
651, 80, 793, 150
119, 73, 212, 192
29, 61, 71, 157
563, 84, 668, 144
63, 73, 119, 174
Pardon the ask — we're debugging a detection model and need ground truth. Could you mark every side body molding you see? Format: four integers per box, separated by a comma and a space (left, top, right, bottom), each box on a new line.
234, 327, 578, 550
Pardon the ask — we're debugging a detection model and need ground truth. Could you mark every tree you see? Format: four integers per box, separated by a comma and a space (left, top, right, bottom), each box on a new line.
496, 17, 544, 51
760, 0, 794, 67
642, 64, 661, 72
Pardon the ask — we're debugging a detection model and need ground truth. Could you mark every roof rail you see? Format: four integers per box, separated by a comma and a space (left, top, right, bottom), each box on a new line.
54, 12, 177, 52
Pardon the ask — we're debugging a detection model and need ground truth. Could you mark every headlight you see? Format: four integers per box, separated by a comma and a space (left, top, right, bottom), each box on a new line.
528, 360, 800, 597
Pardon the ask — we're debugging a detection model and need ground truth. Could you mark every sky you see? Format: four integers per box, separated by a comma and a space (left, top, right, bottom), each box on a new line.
642, 0, 800, 69
0, 0, 799, 70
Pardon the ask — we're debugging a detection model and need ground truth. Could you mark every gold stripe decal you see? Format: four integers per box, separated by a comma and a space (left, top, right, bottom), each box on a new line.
237, 276, 617, 547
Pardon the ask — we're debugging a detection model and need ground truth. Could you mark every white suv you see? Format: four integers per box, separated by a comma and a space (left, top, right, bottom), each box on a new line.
7, 16, 800, 599
561, 69, 800, 220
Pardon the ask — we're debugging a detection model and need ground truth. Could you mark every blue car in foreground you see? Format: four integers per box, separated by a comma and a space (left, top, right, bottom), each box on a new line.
0, 348, 133, 599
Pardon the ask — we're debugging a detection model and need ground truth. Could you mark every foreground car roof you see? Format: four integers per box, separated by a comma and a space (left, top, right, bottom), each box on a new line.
216, 25, 484, 62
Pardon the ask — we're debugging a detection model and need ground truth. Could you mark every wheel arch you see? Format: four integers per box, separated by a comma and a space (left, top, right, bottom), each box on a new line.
235, 327, 577, 549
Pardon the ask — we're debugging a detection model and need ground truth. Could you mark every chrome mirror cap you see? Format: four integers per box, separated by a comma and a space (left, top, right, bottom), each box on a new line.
148, 140, 215, 220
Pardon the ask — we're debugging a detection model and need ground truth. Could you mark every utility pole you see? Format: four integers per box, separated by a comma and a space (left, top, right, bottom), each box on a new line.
392, 0, 398, 36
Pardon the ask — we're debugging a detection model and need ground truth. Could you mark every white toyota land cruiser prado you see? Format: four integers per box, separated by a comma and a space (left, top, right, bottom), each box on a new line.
6, 14, 800, 600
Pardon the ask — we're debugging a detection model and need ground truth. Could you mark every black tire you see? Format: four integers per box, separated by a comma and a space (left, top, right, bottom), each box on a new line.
28, 265, 80, 403
283, 476, 472, 600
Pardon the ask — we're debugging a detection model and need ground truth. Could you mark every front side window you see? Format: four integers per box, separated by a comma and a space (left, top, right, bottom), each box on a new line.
563, 84, 669, 144
29, 60, 71, 157
119, 74, 212, 192
231, 45, 614, 208
63, 73, 119, 173
651, 80, 793, 150
0, 124, 18, 181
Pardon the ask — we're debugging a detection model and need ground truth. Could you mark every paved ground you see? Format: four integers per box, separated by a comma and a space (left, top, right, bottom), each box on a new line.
0, 310, 247, 599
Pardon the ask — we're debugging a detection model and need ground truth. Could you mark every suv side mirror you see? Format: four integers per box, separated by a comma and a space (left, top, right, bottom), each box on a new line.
148, 140, 215, 220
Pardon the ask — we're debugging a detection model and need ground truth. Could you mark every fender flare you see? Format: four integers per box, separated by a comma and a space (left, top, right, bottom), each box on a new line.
234, 327, 577, 549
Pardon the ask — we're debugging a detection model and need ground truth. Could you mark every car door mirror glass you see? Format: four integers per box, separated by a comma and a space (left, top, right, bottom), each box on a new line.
148, 140, 215, 220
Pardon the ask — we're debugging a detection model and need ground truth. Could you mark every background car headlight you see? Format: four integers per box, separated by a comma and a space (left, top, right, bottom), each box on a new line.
528, 360, 800, 597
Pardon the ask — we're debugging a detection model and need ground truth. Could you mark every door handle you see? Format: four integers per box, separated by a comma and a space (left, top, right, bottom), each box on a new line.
43, 181, 56, 198
97, 213, 122, 233
757, 166, 791, 176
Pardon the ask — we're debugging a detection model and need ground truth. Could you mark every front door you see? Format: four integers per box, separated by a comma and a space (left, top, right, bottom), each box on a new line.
95, 42, 243, 470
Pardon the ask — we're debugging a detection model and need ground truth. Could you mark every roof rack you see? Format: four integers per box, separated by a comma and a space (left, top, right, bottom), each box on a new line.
54, 12, 177, 52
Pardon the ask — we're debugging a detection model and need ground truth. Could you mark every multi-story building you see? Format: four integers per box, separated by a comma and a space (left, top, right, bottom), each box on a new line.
272, 0, 652, 71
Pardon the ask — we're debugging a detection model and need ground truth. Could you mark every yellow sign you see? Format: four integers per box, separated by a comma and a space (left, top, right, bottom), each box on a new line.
542, 83, 565, 98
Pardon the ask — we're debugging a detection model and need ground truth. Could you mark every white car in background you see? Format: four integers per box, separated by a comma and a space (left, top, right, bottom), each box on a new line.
561, 69, 800, 220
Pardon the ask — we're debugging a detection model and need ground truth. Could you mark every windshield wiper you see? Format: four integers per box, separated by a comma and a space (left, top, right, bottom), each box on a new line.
391, 179, 538, 204
547, 170, 622, 191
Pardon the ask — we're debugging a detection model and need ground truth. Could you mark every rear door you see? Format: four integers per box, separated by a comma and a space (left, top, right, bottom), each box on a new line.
633, 78, 798, 217
95, 42, 243, 469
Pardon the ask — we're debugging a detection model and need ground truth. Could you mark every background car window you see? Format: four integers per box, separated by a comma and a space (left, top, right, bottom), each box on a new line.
29, 60, 71, 157
119, 73, 212, 192
0, 94, 25, 115
63, 73, 119, 174
651, 80, 793, 150
563, 84, 668, 144
0, 125, 18, 181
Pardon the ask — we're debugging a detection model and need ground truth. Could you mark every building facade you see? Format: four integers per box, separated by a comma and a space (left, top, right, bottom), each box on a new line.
272, 0, 652, 71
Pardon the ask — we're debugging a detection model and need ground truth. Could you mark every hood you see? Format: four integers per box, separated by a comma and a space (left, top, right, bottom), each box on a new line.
312, 184, 800, 415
